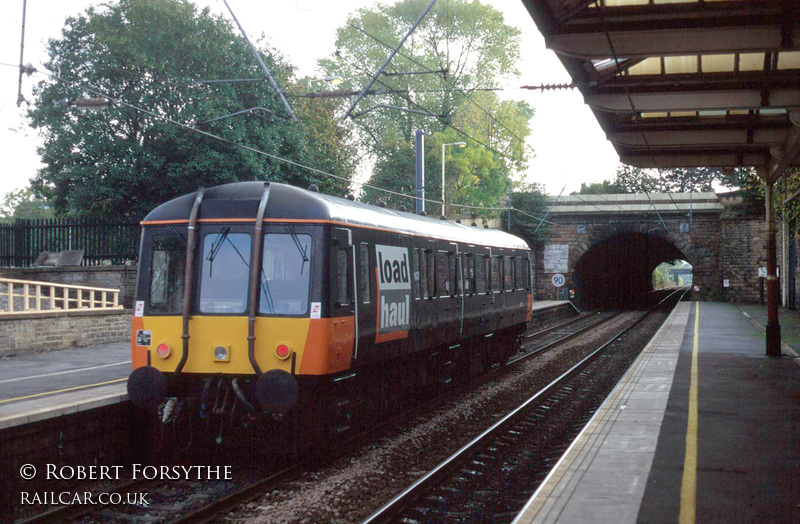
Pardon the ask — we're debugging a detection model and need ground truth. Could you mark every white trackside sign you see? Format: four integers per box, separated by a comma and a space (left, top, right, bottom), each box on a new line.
375, 245, 411, 339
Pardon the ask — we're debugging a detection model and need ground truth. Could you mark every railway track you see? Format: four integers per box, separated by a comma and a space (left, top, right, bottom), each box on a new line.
161, 311, 634, 523
17, 301, 673, 524
362, 290, 686, 523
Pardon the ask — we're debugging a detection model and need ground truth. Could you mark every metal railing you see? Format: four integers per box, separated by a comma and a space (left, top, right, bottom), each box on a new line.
0, 218, 140, 267
0, 278, 123, 315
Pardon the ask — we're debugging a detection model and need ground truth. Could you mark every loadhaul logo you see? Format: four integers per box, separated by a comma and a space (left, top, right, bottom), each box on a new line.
375, 245, 411, 342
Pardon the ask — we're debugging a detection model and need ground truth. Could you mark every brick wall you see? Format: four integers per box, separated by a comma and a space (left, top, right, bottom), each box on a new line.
532, 212, 723, 302
532, 211, 774, 305
720, 218, 780, 303
0, 266, 137, 308
0, 309, 131, 356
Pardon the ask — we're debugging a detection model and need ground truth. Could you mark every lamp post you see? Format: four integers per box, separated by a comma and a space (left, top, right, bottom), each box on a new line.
441, 142, 466, 217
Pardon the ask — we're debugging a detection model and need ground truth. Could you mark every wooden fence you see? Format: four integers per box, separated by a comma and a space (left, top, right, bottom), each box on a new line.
0, 218, 140, 267
0, 277, 123, 315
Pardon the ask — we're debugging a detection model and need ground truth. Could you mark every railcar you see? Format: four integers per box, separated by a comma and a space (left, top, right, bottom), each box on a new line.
127, 181, 532, 438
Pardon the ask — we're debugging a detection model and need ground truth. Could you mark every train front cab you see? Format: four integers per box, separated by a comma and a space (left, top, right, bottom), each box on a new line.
128, 220, 356, 417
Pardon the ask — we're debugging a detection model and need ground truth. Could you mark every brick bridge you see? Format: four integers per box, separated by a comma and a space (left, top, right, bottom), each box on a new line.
531, 192, 772, 309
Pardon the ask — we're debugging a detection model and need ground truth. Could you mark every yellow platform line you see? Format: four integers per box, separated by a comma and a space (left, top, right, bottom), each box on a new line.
0, 378, 127, 405
679, 301, 700, 523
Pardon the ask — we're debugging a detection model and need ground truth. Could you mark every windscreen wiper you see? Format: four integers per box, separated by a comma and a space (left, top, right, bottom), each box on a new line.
205, 226, 231, 277
286, 225, 309, 275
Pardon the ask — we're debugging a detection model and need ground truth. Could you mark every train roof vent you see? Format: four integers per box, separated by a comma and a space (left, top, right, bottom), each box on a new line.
307, 184, 319, 192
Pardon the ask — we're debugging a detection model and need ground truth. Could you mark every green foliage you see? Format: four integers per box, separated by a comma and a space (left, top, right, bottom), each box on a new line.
614, 165, 660, 193
324, 0, 531, 211
652, 260, 690, 289
652, 263, 673, 289
28, 0, 355, 219
576, 180, 625, 195
609, 164, 761, 199
659, 167, 718, 192
721, 167, 764, 216
322, 0, 521, 145
0, 188, 55, 222
504, 182, 548, 244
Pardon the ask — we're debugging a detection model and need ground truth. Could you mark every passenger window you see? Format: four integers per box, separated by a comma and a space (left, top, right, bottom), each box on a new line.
425, 250, 435, 298
504, 257, 513, 290
515, 257, 524, 290
359, 243, 370, 304
464, 254, 474, 294
199, 230, 251, 314
491, 256, 500, 292
475, 254, 487, 294
436, 251, 450, 297
419, 249, 433, 298
336, 248, 350, 306
449, 253, 458, 295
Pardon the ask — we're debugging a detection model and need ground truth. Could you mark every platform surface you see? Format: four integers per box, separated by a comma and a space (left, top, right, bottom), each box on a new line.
514, 301, 800, 524
0, 301, 574, 430
0, 341, 130, 429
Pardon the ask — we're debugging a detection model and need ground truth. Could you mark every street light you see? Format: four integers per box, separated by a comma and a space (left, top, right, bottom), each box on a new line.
441, 142, 466, 217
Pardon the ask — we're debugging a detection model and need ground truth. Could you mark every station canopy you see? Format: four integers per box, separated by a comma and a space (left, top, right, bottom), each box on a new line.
522, 0, 800, 180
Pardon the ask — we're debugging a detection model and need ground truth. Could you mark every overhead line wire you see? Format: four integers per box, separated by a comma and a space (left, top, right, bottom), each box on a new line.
346, 22, 535, 158
332, 48, 519, 164
11, 62, 545, 221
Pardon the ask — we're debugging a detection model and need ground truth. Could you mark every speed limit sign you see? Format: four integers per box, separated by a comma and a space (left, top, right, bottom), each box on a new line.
551, 273, 565, 288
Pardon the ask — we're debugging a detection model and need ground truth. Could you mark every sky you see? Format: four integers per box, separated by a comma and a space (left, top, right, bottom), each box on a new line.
0, 0, 621, 201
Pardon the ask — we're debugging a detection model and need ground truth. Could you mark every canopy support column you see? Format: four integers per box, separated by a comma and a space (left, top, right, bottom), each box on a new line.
761, 169, 781, 357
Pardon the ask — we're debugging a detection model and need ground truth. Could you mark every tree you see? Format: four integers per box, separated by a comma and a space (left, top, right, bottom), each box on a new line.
614, 165, 660, 193
576, 180, 625, 195
322, 0, 521, 147
504, 182, 548, 243
28, 0, 355, 219
321, 0, 532, 211
0, 188, 54, 222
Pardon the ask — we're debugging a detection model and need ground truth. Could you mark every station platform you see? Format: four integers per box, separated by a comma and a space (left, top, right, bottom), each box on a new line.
513, 301, 800, 524
0, 341, 129, 429
0, 300, 576, 432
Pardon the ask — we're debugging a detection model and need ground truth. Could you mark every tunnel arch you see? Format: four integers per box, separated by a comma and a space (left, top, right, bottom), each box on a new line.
572, 230, 694, 310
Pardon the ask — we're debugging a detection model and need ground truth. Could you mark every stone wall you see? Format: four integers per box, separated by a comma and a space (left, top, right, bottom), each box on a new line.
532, 212, 723, 303
0, 309, 131, 356
533, 210, 775, 305
0, 266, 137, 308
720, 218, 781, 303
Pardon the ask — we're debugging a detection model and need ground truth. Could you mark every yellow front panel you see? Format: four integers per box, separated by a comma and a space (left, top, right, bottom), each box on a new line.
140, 316, 312, 375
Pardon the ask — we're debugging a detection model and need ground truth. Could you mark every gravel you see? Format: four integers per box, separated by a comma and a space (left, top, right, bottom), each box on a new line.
235, 311, 643, 524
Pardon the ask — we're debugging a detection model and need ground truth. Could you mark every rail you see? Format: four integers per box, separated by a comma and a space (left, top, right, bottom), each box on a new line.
363, 294, 685, 523
0, 277, 122, 315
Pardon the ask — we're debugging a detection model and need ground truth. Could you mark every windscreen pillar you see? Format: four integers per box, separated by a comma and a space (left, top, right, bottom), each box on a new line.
762, 169, 781, 357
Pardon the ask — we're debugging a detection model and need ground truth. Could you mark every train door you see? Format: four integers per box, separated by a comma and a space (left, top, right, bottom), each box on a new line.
355, 240, 375, 356
450, 242, 465, 335
484, 247, 495, 305
332, 228, 356, 360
